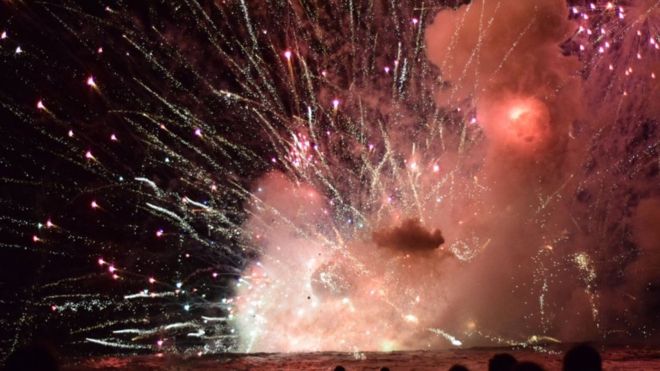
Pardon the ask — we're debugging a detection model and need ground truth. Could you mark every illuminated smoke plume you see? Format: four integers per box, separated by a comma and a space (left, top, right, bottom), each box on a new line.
233, 0, 659, 351
234, 174, 463, 352
425, 0, 582, 157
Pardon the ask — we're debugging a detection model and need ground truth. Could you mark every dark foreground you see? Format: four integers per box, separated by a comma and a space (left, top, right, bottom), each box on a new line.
64, 347, 660, 370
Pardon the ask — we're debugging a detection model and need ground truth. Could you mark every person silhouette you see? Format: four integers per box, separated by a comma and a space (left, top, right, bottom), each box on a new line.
448, 364, 469, 371
334, 366, 346, 371
489, 353, 517, 371
563, 343, 602, 371
3, 344, 59, 371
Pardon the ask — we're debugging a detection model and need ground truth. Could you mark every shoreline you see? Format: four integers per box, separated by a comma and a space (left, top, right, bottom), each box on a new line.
64, 346, 660, 370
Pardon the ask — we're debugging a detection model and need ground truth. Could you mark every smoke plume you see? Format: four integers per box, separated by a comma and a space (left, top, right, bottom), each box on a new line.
232, 0, 659, 351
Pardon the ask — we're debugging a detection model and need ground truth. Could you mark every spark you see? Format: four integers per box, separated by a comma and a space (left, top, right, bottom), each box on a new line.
86, 76, 97, 88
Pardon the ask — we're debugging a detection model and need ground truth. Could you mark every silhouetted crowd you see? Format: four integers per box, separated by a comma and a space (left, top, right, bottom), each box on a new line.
3, 342, 603, 370
333, 343, 603, 371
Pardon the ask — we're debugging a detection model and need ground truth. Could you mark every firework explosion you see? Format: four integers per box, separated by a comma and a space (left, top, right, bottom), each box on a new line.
0, 0, 658, 356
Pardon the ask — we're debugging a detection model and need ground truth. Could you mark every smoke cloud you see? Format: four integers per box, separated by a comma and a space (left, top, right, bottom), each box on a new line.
425, 0, 582, 159
372, 218, 445, 251
232, 0, 659, 351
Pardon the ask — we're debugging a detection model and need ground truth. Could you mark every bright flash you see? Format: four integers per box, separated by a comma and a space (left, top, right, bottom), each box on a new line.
404, 314, 419, 323
509, 106, 527, 121
86, 76, 97, 88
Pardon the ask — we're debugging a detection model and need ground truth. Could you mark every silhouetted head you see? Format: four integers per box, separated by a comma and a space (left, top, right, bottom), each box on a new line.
334, 366, 346, 371
4, 344, 58, 371
380, 368, 390, 371
489, 353, 517, 371
448, 365, 469, 371
513, 361, 545, 371
563, 343, 602, 371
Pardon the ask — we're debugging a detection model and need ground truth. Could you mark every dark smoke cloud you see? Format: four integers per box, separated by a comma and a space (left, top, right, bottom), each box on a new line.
372, 218, 445, 251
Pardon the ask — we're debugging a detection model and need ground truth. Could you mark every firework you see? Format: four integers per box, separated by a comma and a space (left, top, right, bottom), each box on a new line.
0, 0, 658, 356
